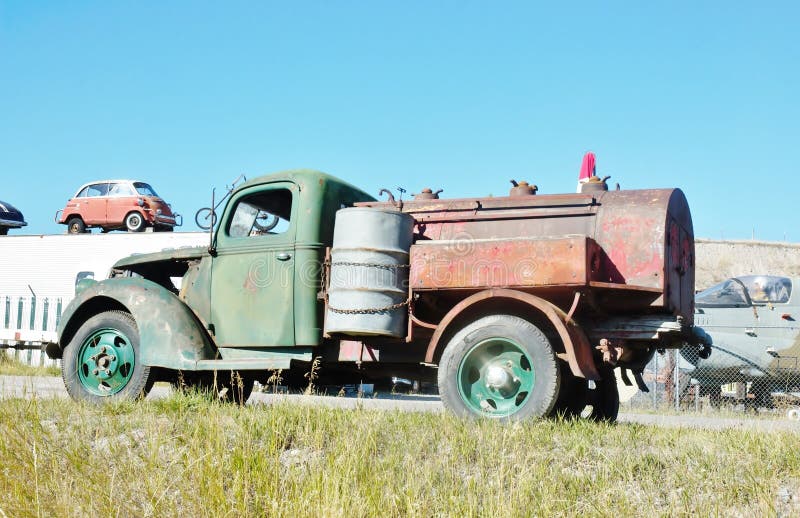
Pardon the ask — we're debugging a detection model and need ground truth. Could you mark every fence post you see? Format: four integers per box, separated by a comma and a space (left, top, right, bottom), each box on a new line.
56, 298, 63, 328
42, 298, 50, 331
674, 350, 680, 411
652, 353, 658, 409
29, 296, 37, 330
16, 298, 23, 330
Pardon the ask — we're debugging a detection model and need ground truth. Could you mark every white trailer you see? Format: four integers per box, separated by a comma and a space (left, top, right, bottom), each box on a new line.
0, 232, 208, 359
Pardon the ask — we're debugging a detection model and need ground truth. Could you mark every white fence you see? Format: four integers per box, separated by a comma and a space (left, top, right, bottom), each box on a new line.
0, 295, 62, 368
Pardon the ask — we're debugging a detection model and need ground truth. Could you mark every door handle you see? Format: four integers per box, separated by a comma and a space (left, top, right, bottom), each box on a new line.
276, 252, 291, 261
745, 328, 757, 337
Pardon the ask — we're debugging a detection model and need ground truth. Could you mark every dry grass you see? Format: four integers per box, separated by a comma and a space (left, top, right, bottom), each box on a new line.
0, 352, 60, 377
1, 393, 799, 517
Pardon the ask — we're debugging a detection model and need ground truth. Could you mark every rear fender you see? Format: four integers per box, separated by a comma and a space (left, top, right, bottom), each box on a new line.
424, 288, 600, 381
52, 277, 215, 370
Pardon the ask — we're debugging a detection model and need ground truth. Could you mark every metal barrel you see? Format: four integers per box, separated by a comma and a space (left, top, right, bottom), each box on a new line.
325, 207, 414, 338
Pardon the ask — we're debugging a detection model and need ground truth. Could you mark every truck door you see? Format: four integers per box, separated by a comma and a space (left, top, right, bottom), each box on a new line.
209, 181, 296, 347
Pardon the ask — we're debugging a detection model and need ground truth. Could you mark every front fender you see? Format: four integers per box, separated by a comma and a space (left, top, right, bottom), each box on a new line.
53, 277, 216, 370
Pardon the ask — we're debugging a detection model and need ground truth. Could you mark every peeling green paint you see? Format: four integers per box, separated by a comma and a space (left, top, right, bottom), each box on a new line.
57, 277, 216, 370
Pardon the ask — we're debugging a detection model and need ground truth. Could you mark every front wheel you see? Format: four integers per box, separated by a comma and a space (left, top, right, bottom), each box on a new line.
438, 314, 560, 420
61, 311, 154, 403
66, 217, 86, 234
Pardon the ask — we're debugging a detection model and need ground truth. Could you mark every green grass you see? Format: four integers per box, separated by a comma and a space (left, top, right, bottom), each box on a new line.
1, 394, 799, 517
0, 353, 60, 377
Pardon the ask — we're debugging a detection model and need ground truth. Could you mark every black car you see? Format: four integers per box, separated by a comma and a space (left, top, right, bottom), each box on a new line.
0, 200, 27, 235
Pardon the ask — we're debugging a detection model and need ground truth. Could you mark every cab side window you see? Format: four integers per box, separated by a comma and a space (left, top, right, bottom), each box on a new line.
227, 188, 292, 238
78, 183, 109, 197
108, 182, 136, 196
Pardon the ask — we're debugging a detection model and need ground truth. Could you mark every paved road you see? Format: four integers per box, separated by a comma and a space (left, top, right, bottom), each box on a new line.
3, 375, 799, 432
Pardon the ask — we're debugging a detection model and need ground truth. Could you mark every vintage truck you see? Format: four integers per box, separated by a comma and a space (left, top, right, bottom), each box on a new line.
45, 169, 696, 421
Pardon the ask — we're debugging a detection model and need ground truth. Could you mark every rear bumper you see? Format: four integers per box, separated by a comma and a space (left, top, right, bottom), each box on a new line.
147, 212, 181, 227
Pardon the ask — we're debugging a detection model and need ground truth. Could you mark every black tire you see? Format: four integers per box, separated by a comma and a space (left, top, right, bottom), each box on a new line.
66, 217, 86, 234
438, 314, 560, 420
549, 362, 589, 419
195, 207, 216, 230
125, 212, 145, 232
0, 227, 8, 236
585, 366, 620, 422
61, 311, 154, 403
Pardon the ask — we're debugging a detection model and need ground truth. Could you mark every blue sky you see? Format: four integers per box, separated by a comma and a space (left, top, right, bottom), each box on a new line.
1, 1, 798, 240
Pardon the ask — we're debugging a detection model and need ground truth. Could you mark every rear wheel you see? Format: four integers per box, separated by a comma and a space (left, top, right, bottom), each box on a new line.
549, 363, 590, 419
438, 314, 559, 420
66, 217, 86, 234
125, 212, 145, 232
584, 366, 620, 422
62, 311, 153, 403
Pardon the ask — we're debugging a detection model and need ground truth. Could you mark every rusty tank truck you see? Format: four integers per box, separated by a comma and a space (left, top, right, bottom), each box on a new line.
46, 169, 695, 421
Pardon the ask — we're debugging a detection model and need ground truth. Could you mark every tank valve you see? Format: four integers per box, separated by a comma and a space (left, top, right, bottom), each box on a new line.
509, 180, 538, 197
413, 188, 443, 200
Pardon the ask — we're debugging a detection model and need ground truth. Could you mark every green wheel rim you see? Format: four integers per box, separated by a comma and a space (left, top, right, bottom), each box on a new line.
76, 328, 136, 396
456, 337, 535, 417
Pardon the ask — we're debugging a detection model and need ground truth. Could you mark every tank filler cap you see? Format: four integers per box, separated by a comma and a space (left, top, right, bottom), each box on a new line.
579, 175, 611, 193
413, 188, 443, 200
509, 180, 538, 197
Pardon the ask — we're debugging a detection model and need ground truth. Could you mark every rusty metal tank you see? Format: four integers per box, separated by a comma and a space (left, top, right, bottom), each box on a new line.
324, 207, 414, 337
357, 187, 694, 322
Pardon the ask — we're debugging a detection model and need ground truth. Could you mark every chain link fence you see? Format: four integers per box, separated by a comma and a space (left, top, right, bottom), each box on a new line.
622, 349, 800, 417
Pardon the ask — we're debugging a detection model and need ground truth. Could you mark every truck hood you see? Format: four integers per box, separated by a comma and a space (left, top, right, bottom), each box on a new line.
113, 245, 208, 269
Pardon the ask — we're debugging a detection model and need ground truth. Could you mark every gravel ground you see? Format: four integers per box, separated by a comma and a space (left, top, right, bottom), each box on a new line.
3, 375, 799, 432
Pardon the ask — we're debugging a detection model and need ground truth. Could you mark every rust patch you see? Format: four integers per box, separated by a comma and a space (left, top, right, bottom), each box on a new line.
410, 237, 595, 290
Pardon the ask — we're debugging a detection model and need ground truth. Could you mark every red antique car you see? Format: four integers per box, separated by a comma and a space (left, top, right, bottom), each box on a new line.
56, 180, 181, 233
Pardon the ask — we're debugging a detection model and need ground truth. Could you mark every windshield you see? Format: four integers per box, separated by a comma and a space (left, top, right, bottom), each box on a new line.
133, 182, 159, 197
696, 279, 751, 307
738, 275, 791, 303
696, 275, 792, 307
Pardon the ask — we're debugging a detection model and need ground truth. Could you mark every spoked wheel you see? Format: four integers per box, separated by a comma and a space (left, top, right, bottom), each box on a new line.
62, 311, 154, 403
194, 207, 216, 230
254, 212, 279, 232
438, 314, 559, 420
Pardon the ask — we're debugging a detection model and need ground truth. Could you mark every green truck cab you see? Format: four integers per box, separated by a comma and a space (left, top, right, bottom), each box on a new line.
48, 170, 374, 403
